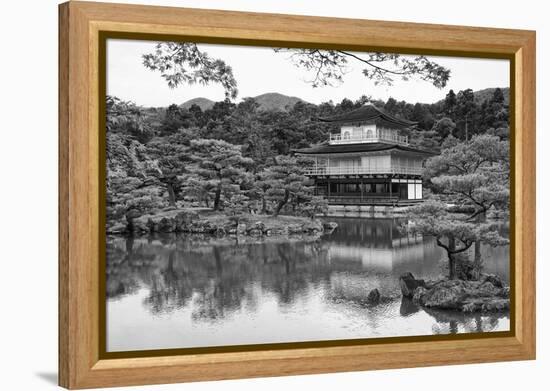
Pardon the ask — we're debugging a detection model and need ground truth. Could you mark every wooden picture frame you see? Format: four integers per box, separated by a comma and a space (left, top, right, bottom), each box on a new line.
59, 1, 536, 389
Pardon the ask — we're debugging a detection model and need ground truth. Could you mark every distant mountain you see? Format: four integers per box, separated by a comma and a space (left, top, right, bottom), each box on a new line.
181, 93, 308, 112
180, 97, 215, 111
250, 92, 306, 111
473, 87, 510, 105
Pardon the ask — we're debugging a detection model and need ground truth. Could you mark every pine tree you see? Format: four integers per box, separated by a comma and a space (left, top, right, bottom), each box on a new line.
145, 133, 192, 207
432, 117, 456, 139
159, 104, 191, 135
404, 200, 505, 279
455, 89, 477, 140
443, 89, 457, 119
264, 156, 316, 217
406, 134, 509, 279
188, 139, 253, 210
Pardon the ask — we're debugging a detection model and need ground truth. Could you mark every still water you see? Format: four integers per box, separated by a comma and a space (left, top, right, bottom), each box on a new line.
106, 217, 510, 352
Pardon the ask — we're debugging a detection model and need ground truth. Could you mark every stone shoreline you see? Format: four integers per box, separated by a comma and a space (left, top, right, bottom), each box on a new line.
108, 209, 338, 237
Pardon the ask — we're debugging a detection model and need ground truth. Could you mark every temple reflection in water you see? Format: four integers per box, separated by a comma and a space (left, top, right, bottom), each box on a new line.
106, 218, 509, 352
324, 218, 442, 275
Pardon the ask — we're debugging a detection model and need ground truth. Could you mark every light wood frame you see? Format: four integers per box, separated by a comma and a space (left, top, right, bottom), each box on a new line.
59, 1, 536, 389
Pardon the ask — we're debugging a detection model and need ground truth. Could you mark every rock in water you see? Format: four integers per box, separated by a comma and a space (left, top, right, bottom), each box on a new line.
399, 272, 426, 298
106, 222, 128, 234
480, 273, 504, 288
412, 278, 510, 313
366, 288, 380, 304
417, 280, 466, 310
253, 221, 266, 232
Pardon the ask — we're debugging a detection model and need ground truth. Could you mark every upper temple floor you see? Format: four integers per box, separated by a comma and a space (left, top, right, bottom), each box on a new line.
317, 104, 417, 146
294, 104, 437, 177
329, 125, 409, 145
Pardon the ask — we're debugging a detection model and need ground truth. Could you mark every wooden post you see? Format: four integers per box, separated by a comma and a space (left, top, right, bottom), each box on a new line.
389, 177, 393, 204
360, 178, 364, 203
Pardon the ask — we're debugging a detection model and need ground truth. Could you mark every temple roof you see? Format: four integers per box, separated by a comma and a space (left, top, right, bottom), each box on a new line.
317, 104, 417, 128
294, 142, 437, 156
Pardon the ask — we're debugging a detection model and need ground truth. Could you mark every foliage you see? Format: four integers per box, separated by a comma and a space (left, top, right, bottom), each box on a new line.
246, 170, 276, 214
261, 155, 320, 216
187, 139, 253, 210
106, 64, 509, 235
274, 49, 450, 88
106, 176, 165, 226
405, 134, 509, 279
425, 134, 510, 217
106, 89, 509, 224
142, 42, 238, 99
159, 104, 192, 136
404, 200, 507, 279
145, 133, 193, 206
432, 117, 456, 139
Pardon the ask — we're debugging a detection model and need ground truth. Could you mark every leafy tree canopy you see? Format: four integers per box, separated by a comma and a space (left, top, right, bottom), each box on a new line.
142, 42, 238, 99
274, 49, 451, 88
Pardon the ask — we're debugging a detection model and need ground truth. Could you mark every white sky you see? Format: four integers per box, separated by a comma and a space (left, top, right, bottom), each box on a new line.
107, 39, 510, 107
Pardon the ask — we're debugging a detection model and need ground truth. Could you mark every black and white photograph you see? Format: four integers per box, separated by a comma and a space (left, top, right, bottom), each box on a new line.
105, 39, 511, 353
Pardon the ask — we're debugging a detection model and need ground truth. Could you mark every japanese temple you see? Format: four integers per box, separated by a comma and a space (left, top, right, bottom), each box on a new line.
295, 104, 437, 206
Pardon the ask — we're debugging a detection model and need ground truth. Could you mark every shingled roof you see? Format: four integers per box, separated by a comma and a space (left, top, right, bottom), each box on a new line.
317, 104, 417, 128
294, 142, 436, 156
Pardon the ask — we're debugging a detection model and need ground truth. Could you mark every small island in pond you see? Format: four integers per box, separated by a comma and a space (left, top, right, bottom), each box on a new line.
108, 207, 337, 237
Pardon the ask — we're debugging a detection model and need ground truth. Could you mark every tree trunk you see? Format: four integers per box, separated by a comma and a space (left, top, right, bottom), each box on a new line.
273, 189, 290, 217
473, 240, 482, 279
448, 234, 457, 280
124, 236, 134, 264
435, 235, 473, 280
261, 196, 267, 215
125, 236, 134, 254
213, 246, 223, 275
166, 183, 176, 207
473, 212, 486, 280
125, 210, 139, 233
213, 182, 222, 211
278, 243, 292, 275
168, 250, 175, 272
449, 320, 458, 334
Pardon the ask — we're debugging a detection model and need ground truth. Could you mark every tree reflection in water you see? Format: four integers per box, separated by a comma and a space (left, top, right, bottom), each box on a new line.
106, 218, 510, 348
107, 234, 335, 320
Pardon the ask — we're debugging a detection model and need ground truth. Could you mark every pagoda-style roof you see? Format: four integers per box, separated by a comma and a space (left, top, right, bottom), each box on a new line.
317, 104, 417, 129
294, 142, 437, 156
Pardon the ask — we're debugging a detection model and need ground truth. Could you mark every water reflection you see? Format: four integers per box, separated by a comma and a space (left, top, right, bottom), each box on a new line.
106, 218, 510, 352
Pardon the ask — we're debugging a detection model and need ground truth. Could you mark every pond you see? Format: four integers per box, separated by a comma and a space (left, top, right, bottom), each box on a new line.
106, 217, 510, 352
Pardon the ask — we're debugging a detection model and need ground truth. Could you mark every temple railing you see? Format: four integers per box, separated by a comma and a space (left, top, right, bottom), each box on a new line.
329, 133, 408, 145
323, 195, 424, 205
305, 165, 423, 176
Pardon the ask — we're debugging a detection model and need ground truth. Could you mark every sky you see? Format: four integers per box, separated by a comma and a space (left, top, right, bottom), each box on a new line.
107, 39, 510, 107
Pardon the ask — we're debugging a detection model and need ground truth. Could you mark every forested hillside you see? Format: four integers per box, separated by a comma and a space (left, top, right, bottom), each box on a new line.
180, 92, 306, 112
106, 87, 509, 229
180, 97, 215, 111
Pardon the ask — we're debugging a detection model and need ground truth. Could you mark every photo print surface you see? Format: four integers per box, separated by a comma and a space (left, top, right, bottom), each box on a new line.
105, 38, 511, 353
